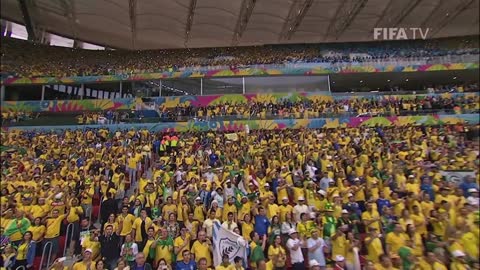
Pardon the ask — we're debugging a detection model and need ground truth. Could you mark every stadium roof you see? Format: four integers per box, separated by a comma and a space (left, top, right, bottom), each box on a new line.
1, 0, 479, 50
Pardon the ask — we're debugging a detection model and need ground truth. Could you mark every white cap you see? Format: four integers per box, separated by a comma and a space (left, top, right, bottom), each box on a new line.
54, 193, 63, 200
341, 209, 349, 214
347, 193, 354, 197
84, 248, 93, 254
318, 190, 327, 196
309, 260, 320, 267
282, 197, 289, 201
226, 179, 231, 183
298, 196, 305, 201
335, 255, 345, 262
408, 175, 414, 178
281, 166, 286, 169
195, 197, 201, 201
310, 212, 316, 219
332, 193, 340, 198
288, 228, 297, 235
468, 188, 478, 193
452, 250, 466, 257
354, 178, 360, 181
264, 183, 270, 187
329, 179, 335, 183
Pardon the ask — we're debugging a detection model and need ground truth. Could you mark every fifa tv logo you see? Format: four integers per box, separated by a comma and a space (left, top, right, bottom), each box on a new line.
373, 28, 431, 40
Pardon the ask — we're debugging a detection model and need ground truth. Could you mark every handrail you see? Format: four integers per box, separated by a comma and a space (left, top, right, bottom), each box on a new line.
39, 240, 53, 270
15, 266, 26, 270
63, 223, 75, 257
95, 196, 104, 227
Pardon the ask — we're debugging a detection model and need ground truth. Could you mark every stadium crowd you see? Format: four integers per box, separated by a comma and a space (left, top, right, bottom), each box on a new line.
158, 94, 480, 121
1, 36, 478, 78
0, 122, 479, 270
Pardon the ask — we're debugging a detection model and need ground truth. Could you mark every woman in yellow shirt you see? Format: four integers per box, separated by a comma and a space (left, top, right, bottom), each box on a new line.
103, 213, 119, 233
13, 231, 36, 269
267, 235, 286, 269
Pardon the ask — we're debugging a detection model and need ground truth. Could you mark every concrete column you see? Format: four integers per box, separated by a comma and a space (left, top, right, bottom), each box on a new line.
0, 85, 5, 101
242, 77, 246, 94
119, 81, 123, 98
200, 78, 203, 96
80, 84, 84, 99
159, 80, 162, 97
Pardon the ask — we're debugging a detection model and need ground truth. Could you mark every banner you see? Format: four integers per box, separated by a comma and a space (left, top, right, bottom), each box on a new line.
440, 170, 476, 186
212, 221, 248, 266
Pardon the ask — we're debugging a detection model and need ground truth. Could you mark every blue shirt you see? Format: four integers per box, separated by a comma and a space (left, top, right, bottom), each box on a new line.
176, 260, 196, 270
376, 198, 391, 215
459, 181, 479, 197
254, 215, 270, 237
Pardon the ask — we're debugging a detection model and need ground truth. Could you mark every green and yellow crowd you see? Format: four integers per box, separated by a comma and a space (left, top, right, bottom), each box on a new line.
0, 123, 479, 270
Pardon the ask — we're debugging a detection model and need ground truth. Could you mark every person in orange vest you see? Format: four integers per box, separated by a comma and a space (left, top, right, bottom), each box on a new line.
163, 135, 171, 154
170, 134, 179, 153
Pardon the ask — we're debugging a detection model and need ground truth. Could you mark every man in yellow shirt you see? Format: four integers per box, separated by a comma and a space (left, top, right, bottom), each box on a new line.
174, 227, 191, 262
191, 231, 213, 267
44, 208, 68, 262
386, 224, 407, 255
72, 249, 96, 270
365, 227, 383, 263
117, 205, 135, 241
132, 209, 152, 251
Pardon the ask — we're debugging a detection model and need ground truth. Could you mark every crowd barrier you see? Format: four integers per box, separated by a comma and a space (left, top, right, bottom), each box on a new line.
1, 61, 478, 85
1, 92, 477, 113
2, 114, 478, 133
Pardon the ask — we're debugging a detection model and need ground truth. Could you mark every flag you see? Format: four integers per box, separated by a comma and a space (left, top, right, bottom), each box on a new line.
440, 170, 475, 186
212, 221, 248, 266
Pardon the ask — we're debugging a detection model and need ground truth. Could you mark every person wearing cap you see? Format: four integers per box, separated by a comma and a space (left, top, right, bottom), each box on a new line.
286, 228, 305, 270
307, 228, 326, 269
450, 250, 470, 270
333, 255, 346, 270
309, 259, 322, 270
467, 188, 479, 207
72, 248, 96, 270
293, 196, 309, 222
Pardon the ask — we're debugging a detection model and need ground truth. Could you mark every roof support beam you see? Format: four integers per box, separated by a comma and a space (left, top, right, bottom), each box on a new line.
18, 0, 37, 41
279, 0, 314, 41
324, 0, 348, 40
372, 0, 395, 29
420, 0, 446, 28
429, 0, 475, 37
328, 0, 369, 40
60, 0, 78, 41
184, 0, 197, 46
232, 0, 256, 45
388, 0, 423, 27
128, 0, 137, 49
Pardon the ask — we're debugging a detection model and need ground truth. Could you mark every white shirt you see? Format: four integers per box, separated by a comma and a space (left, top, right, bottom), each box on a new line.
202, 218, 218, 238
467, 196, 479, 206
121, 242, 138, 260
293, 204, 310, 221
286, 238, 304, 263
221, 221, 238, 232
